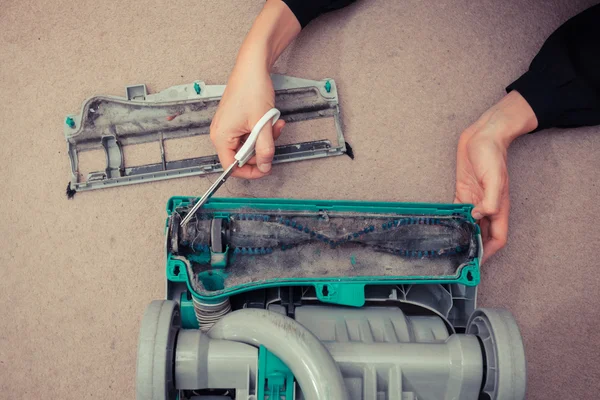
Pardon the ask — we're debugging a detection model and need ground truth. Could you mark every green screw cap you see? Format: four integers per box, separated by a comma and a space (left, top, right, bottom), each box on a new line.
193, 82, 201, 95
324, 80, 332, 93
65, 117, 75, 128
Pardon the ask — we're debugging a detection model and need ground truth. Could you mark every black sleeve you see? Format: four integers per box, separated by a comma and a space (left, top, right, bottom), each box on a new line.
506, 4, 600, 131
282, 0, 358, 28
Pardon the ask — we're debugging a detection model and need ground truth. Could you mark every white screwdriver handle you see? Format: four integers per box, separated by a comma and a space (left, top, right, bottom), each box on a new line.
234, 108, 281, 167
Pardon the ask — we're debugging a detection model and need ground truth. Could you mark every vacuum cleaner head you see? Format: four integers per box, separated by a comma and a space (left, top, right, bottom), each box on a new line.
134, 197, 527, 400
165, 197, 482, 304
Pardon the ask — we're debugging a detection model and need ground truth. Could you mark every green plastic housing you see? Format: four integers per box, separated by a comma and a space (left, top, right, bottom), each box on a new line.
166, 197, 482, 308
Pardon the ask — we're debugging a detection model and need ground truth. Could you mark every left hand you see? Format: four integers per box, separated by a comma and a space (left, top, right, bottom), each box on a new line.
454, 120, 510, 264
454, 91, 538, 263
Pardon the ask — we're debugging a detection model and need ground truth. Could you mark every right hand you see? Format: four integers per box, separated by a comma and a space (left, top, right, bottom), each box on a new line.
209, 0, 300, 179
209, 65, 286, 179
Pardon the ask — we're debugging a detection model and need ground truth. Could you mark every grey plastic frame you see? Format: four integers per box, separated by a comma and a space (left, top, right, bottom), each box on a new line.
64, 75, 347, 192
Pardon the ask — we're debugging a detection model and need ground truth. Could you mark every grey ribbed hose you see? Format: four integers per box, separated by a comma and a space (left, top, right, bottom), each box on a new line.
207, 308, 348, 400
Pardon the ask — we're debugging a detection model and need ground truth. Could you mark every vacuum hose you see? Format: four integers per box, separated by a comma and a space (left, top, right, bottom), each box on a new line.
207, 309, 349, 400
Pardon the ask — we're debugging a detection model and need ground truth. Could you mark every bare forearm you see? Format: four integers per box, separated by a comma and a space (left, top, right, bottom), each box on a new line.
472, 91, 538, 148
234, 0, 301, 73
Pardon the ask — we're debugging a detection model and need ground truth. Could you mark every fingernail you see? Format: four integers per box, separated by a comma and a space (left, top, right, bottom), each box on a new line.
258, 163, 271, 173
473, 212, 483, 220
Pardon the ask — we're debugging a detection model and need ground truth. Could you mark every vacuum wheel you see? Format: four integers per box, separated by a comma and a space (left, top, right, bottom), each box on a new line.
136, 300, 181, 400
467, 308, 527, 400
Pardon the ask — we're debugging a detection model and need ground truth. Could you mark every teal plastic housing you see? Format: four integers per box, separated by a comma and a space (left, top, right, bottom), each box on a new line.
166, 197, 481, 309
257, 346, 294, 400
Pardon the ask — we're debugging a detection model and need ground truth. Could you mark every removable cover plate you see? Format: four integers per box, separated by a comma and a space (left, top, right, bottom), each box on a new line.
64, 75, 347, 193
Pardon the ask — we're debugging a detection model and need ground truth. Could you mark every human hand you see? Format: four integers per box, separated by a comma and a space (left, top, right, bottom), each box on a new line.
455, 119, 511, 263
454, 91, 538, 263
209, 0, 300, 179
210, 65, 286, 179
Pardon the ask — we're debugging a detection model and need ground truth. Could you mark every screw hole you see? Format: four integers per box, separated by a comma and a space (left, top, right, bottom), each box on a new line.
173, 265, 180, 276
322, 285, 329, 296
467, 271, 473, 281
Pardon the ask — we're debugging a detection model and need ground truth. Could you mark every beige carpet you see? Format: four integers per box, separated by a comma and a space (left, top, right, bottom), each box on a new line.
1, 0, 599, 398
